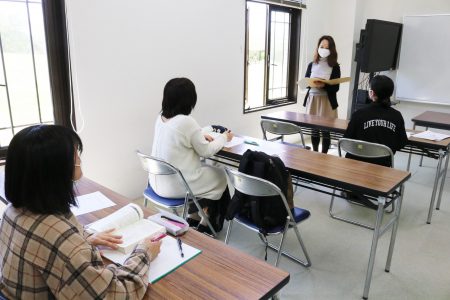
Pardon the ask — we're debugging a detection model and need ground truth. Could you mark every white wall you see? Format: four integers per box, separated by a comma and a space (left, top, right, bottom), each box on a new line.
352, 0, 450, 129
66, 0, 449, 199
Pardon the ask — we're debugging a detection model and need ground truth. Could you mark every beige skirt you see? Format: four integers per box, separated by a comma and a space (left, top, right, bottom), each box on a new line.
306, 94, 338, 118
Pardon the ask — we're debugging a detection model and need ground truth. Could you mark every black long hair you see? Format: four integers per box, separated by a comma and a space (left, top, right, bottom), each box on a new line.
313, 35, 338, 67
370, 75, 394, 107
161, 78, 197, 118
5, 125, 83, 214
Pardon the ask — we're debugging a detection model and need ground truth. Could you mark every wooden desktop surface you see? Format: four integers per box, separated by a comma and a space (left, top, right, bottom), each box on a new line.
262, 111, 348, 133
262, 111, 450, 150
412, 111, 450, 131
220, 138, 410, 197
74, 177, 290, 299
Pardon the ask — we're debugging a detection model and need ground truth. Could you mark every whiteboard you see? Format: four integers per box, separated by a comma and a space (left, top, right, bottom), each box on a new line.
396, 14, 450, 105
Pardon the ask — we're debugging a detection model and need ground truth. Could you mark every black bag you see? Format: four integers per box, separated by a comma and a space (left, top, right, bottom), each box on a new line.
226, 150, 292, 234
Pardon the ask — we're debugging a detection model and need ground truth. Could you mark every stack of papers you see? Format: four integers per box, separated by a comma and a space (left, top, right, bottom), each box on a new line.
411, 130, 450, 142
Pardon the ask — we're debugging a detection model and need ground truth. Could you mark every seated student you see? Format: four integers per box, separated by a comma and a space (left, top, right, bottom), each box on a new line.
0, 125, 161, 299
344, 75, 408, 167
150, 77, 233, 234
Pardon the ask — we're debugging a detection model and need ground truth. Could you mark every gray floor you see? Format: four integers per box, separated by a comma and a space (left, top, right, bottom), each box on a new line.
138, 149, 450, 300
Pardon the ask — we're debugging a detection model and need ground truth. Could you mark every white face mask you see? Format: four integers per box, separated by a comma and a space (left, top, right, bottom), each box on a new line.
318, 48, 330, 58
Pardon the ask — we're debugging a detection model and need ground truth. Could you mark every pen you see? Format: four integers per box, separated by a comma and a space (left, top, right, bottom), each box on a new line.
161, 215, 186, 227
177, 237, 184, 258
244, 140, 259, 146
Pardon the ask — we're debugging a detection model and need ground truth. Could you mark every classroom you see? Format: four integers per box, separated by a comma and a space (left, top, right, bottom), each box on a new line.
1, 0, 450, 299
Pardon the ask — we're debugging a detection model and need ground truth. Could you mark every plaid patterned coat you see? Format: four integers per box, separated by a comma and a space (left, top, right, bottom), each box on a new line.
0, 205, 151, 299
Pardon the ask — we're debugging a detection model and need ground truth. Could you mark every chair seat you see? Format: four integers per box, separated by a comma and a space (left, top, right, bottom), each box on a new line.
144, 185, 185, 207
235, 207, 310, 234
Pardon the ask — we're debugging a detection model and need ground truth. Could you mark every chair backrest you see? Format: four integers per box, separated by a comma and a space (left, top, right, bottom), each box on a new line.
225, 168, 294, 220
338, 138, 394, 168
260, 119, 306, 146
136, 150, 195, 196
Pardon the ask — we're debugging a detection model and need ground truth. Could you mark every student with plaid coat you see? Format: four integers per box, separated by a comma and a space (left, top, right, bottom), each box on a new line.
0, 125, 161, 299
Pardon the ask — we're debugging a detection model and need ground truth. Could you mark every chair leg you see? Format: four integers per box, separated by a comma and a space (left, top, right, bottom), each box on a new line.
192, 197, 217, 237
292, 224, 312, 267
275, 218, 290, 267
182, 193, 189, 219
329, 189, 337, 217
329, 189, 375, 230
224, 220, 233, 244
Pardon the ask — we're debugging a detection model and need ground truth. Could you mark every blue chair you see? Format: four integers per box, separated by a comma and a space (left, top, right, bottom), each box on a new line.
224, 168, 311, 267
136, 150, 216, 236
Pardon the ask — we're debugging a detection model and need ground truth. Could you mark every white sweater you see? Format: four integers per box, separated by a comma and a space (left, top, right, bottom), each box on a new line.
150, 114, 228, 200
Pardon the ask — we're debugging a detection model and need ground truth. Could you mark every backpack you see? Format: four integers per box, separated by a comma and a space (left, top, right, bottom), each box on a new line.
226, 150, 294, 234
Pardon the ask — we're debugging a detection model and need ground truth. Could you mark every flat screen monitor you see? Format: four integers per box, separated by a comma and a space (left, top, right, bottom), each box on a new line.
360, 19, 402, 73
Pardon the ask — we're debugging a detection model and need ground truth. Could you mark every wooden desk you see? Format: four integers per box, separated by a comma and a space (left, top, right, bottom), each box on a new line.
216, 138, 410, 300
262, 111, 450, 224
75, 177, 290, 299
412, 111, 450, 131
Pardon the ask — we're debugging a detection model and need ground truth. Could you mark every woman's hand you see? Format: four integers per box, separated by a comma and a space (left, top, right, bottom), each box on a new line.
141, 236, 162, 262
204, 134, 214, 142
87, 228, 123, 250
225, 130, 234, 142
314, 81, 325, 88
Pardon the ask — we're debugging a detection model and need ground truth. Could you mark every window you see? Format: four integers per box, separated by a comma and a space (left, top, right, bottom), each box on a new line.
0, 0, 72, 159
244, 1, 302, 113
0, 0, 53, 151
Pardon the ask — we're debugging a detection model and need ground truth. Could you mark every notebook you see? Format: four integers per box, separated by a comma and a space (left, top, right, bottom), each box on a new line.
101, 235, 201, 284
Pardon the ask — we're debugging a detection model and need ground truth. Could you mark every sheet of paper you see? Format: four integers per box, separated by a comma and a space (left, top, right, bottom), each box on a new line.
412, 130, 450, 141
71, 191, 116, 216
224, 136, 244, 148
101, 235, 201, 284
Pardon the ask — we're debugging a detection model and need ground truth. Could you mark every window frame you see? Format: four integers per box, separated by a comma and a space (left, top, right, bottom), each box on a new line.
0, 0, 73, 158
243, 1, 302, 114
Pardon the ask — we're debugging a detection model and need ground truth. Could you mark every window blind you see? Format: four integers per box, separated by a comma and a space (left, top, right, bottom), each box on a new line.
248, 0, 306, 9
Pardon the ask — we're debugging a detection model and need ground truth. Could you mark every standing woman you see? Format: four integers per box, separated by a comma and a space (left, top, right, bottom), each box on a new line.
303, 35, 341, 153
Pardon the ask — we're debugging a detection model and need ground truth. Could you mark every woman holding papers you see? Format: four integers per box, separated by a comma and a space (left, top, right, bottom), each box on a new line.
0, 125, 161, 299
344, 75, 408, 166
151, 77, 233, 234
303, 35, 341, 153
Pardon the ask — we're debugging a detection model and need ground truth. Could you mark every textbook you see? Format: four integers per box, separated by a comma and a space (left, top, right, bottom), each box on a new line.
102, 234, 202, 284
299, 76, 351, 88
88, 203, 166, 254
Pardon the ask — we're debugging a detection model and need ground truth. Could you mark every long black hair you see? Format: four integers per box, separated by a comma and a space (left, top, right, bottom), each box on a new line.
161, 78, 197, 118
5, 125, 83, 214
370, 75, 394, 107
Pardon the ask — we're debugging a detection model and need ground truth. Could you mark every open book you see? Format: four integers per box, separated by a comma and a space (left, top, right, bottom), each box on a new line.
299, 77, 351, 88
88, 203, 166, 254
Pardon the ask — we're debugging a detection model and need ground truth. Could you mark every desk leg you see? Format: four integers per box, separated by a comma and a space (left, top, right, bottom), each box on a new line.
385, 185, 404, 272
406, 148, 413, 171
427, 149, 444, 224
363, 197, 385, 300
436, 148, 449, 210
419, 126, 428, 167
